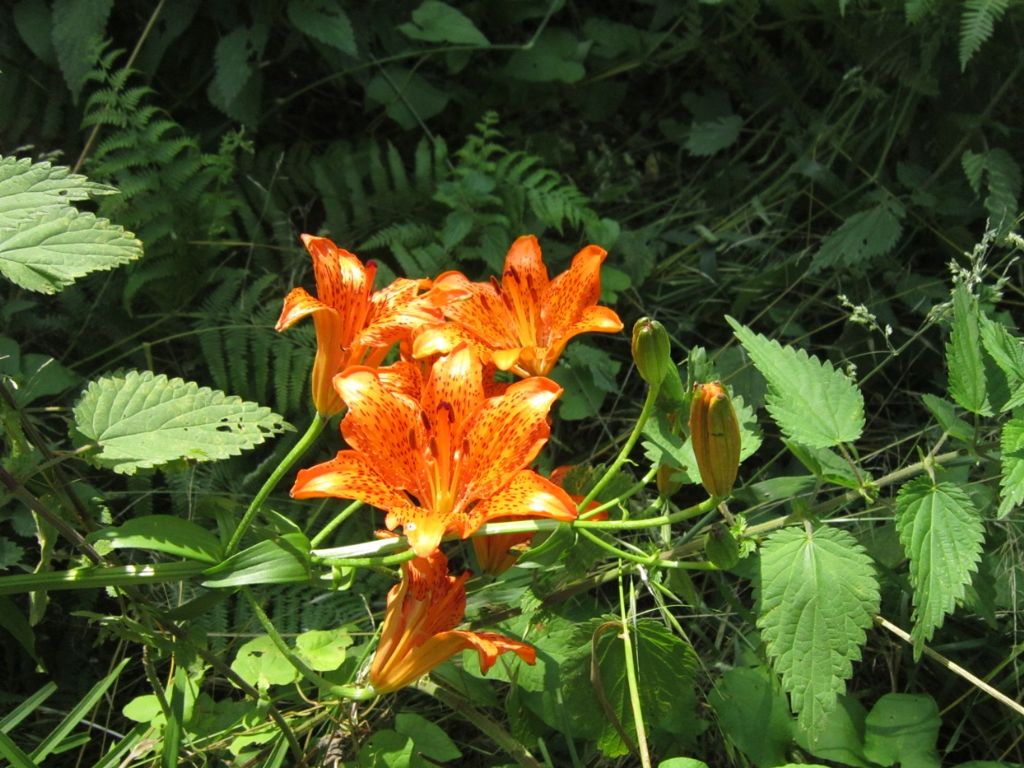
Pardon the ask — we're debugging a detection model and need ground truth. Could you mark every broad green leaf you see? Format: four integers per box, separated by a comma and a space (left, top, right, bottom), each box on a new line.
73, 370, 289, 475
708, 665, 794, 766
863, 693, 940, 768
686, 115, 743, 157
122, 694, 164, 724
287, 0, 357, 55
399, 1, 489, 46
395, 712, 462, 761
756, 526, 880, 737
980, 315, 1024, 411
87, 515, 223, 564
658, 760, 709, 768
591, 619, 698, 757
12, 0, 55, 65
551, 343, 622, 421
202, 534, 312, 588
503, 28, 588, 84
810, 203, 904, 273
999, 418, 1024, 519
895, 478, 983, 656
0, 156, 116, 223
51, 0, 113, 102
920, 394, 973, 442
947, 285, 992, 415
294, 628, 351, 671
230, 635, 299, 692
365, 67, 450, 131
728, 317, 865, 448
794, 694, 873, 768
0, 209, 142, 294
785, 440, 867, 491
356, 730, 415, 768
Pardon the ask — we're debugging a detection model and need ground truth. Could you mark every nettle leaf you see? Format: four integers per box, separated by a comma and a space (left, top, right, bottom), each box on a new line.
686, 115, 743, 157
979, 315, 1024, 411
0, 155, 117, 224
810, 203, 904, 274
729, 317, 865, 448
0, 208, 142, 294
287, 0, 357, 55
51, 0, 113, 102
73, 370, 289, 474
920, 394, 974, 442
756, 526, 880, 738
946, 284, 992, 416
399, 1, 489, 46
999, 418, 1024, 519
895, 477, 983, 656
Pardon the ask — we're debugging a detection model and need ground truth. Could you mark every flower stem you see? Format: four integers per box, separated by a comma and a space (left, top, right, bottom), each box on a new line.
577, 381, 661, 512
310, 500, 364, 547
618, 569, 651, 768
241, 588, 377, 701
225, 415, 327, 557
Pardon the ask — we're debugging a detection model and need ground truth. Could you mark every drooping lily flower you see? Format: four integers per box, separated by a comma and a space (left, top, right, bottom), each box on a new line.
276, 235, 441, 415
291, 345, 577, 556
414, 235, 624, 377
369, 549, 535, 693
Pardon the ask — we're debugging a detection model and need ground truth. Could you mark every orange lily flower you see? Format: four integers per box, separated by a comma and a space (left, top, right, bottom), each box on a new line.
414, 235, 624, 377
276, 235, 441, 415
370, 549, 535, 693
291, 345, 577, 556
473, 466, 605, 575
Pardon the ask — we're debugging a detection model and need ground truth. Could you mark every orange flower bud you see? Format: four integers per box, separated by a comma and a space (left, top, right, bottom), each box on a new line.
689, 382, 741, 498
631, 318, 672, 386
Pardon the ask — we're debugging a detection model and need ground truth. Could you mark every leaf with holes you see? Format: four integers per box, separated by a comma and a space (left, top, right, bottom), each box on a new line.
0, 155, 117, 225
895, 477, 983, 656
0, 208, 142, 294
756, 526, 880, 738
728, 317, 865, 448
73, 370, 290, 475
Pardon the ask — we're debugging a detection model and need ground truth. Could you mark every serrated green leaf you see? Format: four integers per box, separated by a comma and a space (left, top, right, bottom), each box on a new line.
785, 440, 867, 491
0, 209, 142, 294
550, 343, 622, 421
756, 526, 880, 737
73, 370, 289, 475
51, 0, 113, 103
86, 515, 222, 564
357, 730, 415, 768
895, 477, 983, 656
212, 27, 258, 107
399, 1, 489, 46
979, 315, 1024, 411
946, 285, 992, 416
686, 115, 743, 157
728, 317, 865, 448
999, 418, 1024, 519
811, 204, 903, 274
863, 693, 940, 767
287, 0, 357, 55
0, 156, 117, 224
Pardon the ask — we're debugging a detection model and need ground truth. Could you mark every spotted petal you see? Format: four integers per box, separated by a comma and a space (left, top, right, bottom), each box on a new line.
291, 451, 413, 514
466, 470, 578, 536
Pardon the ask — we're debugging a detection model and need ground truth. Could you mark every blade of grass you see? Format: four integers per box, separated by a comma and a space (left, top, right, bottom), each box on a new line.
0, 731, 38, 768
0, 682, 57, 734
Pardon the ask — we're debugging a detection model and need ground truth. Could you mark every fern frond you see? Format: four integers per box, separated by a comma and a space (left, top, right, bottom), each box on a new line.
960, 0, 1011, 70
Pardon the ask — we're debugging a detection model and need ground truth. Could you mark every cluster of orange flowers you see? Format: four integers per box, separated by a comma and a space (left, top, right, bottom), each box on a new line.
277, 233, 623, 694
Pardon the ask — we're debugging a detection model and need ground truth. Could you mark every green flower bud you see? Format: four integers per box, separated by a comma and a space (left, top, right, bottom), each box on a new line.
631, 318, 672, 386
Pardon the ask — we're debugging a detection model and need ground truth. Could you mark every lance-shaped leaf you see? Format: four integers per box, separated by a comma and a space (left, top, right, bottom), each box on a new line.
756, 526, 880, 737
895, 477, 983, 656
946, 284, 992, 416
728, 317, 865, 448
999, 418, 1024, 519
73, 370, 289, 475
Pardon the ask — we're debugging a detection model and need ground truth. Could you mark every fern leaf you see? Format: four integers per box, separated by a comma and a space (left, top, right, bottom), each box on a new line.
960, 0, 1011, 70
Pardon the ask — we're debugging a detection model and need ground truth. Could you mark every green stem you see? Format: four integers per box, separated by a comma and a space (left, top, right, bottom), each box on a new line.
579, 467, 658, 520
310, 501, 364, 547
312, 549, 417, 569
577, 495, 718, 531
225, 415, 328, 556
0, 561, 207, 596
618, 570, 651, 768
241, 588, 377, 701
578, 382, 661, 512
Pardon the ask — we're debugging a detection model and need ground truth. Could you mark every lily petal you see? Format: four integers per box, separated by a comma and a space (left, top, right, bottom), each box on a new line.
543, 244, 616, 342
301, 235, 376, 345
291, 451, 413, 514
276, 287, 331, 331
422, 345, 484, 433
466, 470, 578, 536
